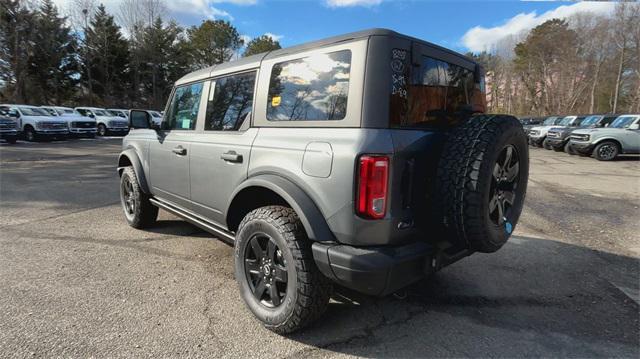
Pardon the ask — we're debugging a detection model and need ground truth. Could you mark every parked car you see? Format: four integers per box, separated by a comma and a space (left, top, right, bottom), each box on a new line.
520, 116, 543, 134
0, 104, 68, 141
40, 106, 97, 138
547, 114, 618, 154
75, 107, 129, 136
0, 110, 19, 144
107, 108, 129, 120
568, 114, 640, 160
148, 110, 162, 125
544, 115, 586, 151
527, 116, 562, 147
117, 29, 529, 333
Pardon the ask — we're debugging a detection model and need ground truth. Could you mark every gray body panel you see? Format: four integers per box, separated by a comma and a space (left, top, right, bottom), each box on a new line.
120, 29, 481, 248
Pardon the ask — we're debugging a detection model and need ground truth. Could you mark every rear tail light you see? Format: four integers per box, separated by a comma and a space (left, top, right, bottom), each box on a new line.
357, 155, 389, 219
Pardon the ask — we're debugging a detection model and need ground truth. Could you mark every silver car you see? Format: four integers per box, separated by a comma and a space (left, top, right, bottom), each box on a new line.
117, 29, 529, 333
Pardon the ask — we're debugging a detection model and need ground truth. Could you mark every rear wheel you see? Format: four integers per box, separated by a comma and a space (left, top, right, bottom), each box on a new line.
120, 166, 158, 228
436, 115, 529, 253
235, 206, 332, 334
593, 141, 619, 161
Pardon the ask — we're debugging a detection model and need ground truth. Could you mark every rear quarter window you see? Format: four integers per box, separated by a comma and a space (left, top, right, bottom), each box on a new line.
266, 50, 351, 121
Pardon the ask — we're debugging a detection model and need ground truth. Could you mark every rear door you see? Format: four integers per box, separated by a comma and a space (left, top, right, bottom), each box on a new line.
149, 81, 206, 209
189, 71, 259, 225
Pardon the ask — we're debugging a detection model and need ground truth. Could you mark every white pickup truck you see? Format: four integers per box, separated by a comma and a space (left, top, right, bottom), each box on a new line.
41, 106, 97, 138
0, 104, 68, 141
75, 107, 129, 136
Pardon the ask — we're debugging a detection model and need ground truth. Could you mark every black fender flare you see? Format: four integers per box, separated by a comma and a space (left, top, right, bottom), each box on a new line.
117, 149, 150, 194
228, 174, 335, 242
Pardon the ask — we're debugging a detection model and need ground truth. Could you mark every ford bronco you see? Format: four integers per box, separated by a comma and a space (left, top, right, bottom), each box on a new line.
569, 114, 640, 160
117, 29, 529, 333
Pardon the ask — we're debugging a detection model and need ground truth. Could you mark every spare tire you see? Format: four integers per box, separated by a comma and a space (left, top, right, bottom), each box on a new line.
435, 115, 529, 253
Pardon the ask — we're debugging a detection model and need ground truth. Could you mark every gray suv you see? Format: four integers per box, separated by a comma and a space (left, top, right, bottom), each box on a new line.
118, 29, 529, 333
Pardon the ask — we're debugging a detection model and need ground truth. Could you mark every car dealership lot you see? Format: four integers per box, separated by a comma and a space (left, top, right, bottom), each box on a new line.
0, 139, 638, 357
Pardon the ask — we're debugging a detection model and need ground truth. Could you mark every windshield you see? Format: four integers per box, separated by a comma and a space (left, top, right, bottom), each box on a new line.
559, 116, 575, 126
41, 108, 58, 116
92, 109, 109, 116
543, 117, 557, 125
18, 107, 49, 116
581, 115, 601, 126
610, 116, 638, 129
150, 111, 162, 118
57, 108, 74, 115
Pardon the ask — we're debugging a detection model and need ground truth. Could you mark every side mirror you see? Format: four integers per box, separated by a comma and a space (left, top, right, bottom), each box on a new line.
628, 123, 639, 130
129, 110, 153, 129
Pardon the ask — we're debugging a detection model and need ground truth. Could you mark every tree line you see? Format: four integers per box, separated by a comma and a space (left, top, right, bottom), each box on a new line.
0, 0, 281, 110
470, 2, 640, 116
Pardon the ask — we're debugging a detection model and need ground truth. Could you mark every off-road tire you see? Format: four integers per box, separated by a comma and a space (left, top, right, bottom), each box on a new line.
593, 141, 619, 161
564, 142, 576, 155
542, 138, 552, 150
119, 166, 158, 228
436, 114, 529, 253
235, 206, 332, 334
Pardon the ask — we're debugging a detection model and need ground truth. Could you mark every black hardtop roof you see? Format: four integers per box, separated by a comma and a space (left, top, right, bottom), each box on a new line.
177, 28, 477, 85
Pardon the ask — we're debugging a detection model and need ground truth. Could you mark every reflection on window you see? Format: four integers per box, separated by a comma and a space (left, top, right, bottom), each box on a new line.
267, 50, 351, 121
392, 55, 478, 128
167, 82, 203, 130
205, 71, 256, 131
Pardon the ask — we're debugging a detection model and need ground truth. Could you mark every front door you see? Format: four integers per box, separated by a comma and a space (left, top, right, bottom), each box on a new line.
189, 71, 258, 226
149, 81, 206, 208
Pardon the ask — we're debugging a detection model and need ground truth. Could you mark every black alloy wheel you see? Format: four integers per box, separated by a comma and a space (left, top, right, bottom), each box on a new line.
121, 174, 136, 217
489, 145, 520, 227
244, 233, 288, 308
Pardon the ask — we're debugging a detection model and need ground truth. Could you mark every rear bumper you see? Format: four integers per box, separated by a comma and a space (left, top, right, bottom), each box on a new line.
312, 241, 435, 296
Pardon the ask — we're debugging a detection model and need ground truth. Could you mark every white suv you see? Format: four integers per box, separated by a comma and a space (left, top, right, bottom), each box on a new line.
0, 104, 68, 141
75, 107, 129, 136
41, 106, 97, 138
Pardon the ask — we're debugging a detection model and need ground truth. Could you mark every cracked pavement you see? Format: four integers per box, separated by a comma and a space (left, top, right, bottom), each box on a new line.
0, 139, 638, 357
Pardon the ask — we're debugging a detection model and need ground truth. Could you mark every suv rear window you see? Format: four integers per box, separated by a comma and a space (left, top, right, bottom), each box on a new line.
391, 54, 477, 129
267, 50, 351, 121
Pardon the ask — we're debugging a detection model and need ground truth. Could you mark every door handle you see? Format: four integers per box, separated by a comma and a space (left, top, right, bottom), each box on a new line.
221, 150, 242, 163
172, 146, 187, 156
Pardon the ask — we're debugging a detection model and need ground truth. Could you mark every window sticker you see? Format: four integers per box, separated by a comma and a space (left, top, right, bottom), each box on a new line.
271, 96, 281, 107
181, 119, 191, 129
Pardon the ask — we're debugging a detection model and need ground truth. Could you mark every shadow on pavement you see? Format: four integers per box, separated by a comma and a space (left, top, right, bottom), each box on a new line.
287, 235, 639, 357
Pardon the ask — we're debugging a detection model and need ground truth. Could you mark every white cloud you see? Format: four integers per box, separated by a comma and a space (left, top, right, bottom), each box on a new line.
462, 1, 616, 53
326, 0, 383, 8
166, 0, 232, 19
264, 32, 283, 41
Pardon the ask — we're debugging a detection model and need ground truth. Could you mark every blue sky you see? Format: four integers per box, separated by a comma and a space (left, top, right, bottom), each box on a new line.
54, 0, 617, 53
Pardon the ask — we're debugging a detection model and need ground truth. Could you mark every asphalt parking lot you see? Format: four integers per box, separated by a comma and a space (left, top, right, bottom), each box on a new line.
1, 138, 638, 357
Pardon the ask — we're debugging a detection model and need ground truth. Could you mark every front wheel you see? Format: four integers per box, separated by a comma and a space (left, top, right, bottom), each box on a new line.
542, 138, 552, 150
564, 142, 576, 155
234, 206, 332, 334
24, 126, 36, 142
6, 136, 17, 144
97, 124, 107, 136
120, 166, 158, 228
593, 141, 619, 161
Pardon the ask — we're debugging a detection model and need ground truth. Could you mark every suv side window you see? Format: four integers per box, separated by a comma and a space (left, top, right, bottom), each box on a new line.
267, 50, 351, 121
165, 82, 204, 130
205, 71, 256, 131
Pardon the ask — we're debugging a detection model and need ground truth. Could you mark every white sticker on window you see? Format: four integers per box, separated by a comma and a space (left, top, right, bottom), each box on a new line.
181, 119, 190, 129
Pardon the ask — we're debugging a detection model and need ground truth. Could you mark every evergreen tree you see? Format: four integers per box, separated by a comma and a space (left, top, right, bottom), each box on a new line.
83, 4, 130, 106
243, 35, 281, 57
30, 0, 79, 104
186, 20, 243, 67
